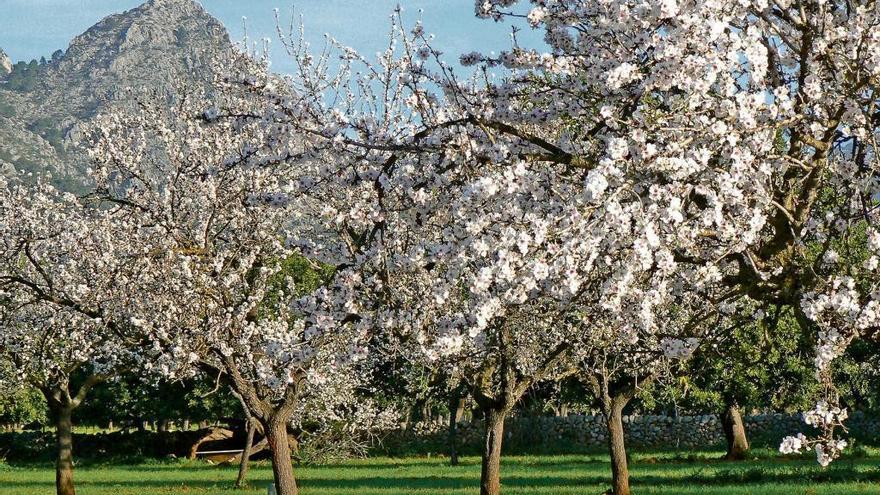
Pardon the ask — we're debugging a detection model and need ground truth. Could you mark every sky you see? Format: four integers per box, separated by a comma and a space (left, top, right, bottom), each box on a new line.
0, 0, 542, 75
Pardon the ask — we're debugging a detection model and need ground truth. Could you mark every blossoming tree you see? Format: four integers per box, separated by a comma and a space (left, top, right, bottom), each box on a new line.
86, 74, 384, 495
461, 0, 880, 466
0, 180, 142, 495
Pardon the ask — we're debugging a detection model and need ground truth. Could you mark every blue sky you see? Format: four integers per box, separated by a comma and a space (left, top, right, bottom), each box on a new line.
0, 0, 541, 75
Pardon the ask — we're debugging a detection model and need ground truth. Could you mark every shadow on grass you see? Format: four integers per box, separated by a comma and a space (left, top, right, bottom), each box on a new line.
3, 464, 880, 491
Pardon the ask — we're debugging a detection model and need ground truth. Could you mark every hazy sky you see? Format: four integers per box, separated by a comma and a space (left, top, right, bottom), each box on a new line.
0, 0, 541, 75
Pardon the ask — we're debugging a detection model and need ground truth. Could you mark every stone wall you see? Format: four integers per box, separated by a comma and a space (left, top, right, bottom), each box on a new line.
381, 412, 880, 454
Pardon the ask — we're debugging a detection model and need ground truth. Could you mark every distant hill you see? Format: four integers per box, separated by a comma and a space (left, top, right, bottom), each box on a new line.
0, 0, 237, 190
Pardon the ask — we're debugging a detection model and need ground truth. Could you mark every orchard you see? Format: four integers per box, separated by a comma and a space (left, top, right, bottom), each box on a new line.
1, 1, 879, 495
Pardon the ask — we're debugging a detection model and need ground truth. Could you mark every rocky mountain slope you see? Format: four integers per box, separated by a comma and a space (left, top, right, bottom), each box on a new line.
0, 0, 237, 189
0, 49, 11, 75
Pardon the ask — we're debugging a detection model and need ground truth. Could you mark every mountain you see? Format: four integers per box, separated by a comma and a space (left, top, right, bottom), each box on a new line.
0, 0, 237, 189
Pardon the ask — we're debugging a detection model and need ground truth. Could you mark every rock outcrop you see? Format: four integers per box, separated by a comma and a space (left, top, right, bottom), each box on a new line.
0, 48, 11, 76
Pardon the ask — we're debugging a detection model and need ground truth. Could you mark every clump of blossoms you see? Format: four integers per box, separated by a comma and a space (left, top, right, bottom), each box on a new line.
661, 338, 700, 360
780, 401, 849, 467
802, 277, 879, 374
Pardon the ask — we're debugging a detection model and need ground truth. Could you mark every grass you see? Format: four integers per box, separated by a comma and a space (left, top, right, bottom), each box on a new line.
2, 449, 880, 494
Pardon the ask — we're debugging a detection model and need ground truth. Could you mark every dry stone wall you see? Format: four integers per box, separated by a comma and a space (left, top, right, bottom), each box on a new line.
383, 412, 880, 454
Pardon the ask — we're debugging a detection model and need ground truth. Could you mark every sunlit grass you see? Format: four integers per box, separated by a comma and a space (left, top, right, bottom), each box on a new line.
2, 450, 880, 494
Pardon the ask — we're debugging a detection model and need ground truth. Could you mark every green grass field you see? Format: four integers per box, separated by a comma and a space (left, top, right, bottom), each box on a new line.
2, 450, 880, 495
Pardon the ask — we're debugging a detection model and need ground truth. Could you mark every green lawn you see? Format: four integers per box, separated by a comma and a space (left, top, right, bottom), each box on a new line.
2, 450, 880, 494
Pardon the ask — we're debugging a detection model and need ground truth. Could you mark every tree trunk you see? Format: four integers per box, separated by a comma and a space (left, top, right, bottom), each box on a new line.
266, 419, 298, 495
448, 387, 465, 466
53, 404, 76, 495
235, 419, 257, 489
480, 407, 508, 495
721, 404, 750, 460
401, 405, 413, 430
605, 398, 630, 495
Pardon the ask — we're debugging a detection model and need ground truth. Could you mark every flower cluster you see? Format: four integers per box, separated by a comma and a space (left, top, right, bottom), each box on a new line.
780, 401, 850, 467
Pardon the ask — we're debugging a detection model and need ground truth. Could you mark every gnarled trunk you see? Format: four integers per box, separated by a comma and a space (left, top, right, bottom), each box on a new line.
53, 404, 76, 495
235, 419, 257, 489
266, 419, 298, 495
721, 404, 749, 460
480, 407, 508, 495
605, 397, 630, 495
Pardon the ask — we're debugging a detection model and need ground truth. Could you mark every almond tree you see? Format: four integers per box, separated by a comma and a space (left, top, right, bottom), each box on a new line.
464, 0, 880, 465
570, 300, 719, 495
87, 74, 385, 495
0, 180, 141, 495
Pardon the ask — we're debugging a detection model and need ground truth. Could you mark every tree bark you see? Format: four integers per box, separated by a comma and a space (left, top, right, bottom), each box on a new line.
266, 419, 298, 495
480, 407, 508, 495
53, 404, 76, 495
605, 397, 630, 495
401, 405, 413, 431
456, 398, 467, 423
40, 376, 104, 495
235, 419, 257, 489
448, 386, 465, 466
721, 404, 750, 460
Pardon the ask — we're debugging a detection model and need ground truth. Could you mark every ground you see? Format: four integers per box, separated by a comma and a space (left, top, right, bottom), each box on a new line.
2, 450, 880, 494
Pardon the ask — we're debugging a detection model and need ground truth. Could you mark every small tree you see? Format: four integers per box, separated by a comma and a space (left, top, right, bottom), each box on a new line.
0, 180, 141, 495
673, 309, 819, 460
0, 377, 46, 430
568, 294, 716, 495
